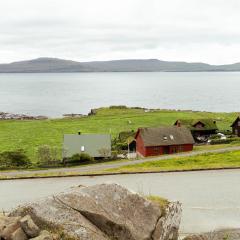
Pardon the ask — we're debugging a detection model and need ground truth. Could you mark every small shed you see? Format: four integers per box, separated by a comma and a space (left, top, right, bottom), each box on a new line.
63, 133, 111, 158
135, 126, 194, 157
231, 116, 240, 137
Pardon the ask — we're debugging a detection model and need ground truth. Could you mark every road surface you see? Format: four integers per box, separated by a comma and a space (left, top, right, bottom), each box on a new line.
1, 169, 240, 235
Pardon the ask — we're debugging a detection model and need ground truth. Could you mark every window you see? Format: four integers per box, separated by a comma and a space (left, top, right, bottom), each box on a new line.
170, 135, 174, 140
153, 147, 160, 154
81, 146, 85, 152
163, 136, 168, 140
238, 121, 240, 127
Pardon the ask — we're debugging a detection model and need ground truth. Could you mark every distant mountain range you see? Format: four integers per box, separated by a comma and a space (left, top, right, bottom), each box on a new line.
1, 57, 240, 72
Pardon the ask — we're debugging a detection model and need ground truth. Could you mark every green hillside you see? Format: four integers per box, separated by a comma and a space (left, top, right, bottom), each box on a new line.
0, 107, 238, 162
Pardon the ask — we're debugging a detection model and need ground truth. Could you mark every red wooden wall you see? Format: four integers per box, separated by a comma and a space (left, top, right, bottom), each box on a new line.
136, 133, 193, 157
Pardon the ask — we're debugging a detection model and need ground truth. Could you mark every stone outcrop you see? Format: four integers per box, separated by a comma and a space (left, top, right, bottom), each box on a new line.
9, 184, 182, 240
152, 202, 182, 240
0, 215, 52, 240
0, 112, 47, 120
183, 229, 240, 240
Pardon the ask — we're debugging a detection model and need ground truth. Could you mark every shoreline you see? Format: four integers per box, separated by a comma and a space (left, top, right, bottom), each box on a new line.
0, 107, 240, 120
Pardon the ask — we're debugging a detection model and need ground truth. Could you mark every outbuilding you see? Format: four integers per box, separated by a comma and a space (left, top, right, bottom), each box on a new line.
135, 126, 194, 157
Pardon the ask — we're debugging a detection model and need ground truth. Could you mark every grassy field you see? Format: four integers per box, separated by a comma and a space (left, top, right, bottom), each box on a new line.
102, 150, 240, 174
0, 107, 238, 162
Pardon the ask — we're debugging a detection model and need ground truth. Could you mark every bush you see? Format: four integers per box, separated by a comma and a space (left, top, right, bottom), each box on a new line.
209, 134, 221, 140
0, 149, 30, 169
70, 153, 94, 164
109, 105, 128, 109
36, 145, 61, 166
210, 137, 240, 145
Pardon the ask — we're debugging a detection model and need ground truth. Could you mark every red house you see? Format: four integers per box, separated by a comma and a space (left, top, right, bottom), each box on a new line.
135, 126, 195, 157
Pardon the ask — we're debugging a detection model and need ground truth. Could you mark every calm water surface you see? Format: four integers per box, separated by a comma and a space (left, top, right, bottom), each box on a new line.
0, 72, 240, 116
1, 169, 240, 234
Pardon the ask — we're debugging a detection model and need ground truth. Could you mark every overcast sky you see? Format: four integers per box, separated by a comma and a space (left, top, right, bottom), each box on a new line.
1, 0, 240, 64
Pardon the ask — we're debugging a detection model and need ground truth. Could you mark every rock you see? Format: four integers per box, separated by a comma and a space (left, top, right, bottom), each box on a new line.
11, 227, 28, 240
10, 196, 111, 240
10, 184, 182, 240
20, 215, 40, 238
183, 235, 208, 240
152, 202, 182, 240
184, 229, 240, 240
30, 230, 53, 240
58, 184, 162, 240
0, 216, 21, 240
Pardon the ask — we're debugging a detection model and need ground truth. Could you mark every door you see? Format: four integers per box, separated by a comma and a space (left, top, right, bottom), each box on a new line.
163, 146, 169, 154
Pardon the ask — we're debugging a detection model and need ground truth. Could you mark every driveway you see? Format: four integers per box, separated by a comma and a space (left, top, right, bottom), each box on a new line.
1, 146, 240, 178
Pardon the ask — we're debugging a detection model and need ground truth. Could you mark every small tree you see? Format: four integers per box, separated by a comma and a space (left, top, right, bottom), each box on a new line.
37, 145, 52, 165
51, 146, 59, 162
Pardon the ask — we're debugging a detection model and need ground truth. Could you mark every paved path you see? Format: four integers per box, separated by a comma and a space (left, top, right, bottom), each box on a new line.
1, 146, 240, 178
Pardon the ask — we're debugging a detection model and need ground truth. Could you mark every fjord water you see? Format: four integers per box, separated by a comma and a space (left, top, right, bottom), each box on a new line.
0, 72, 240, 116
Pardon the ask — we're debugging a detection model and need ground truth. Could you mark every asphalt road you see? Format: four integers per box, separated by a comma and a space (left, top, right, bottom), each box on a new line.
1, 169, 240, 234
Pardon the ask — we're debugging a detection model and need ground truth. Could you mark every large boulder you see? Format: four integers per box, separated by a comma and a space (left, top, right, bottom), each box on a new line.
10, 184, 182, 240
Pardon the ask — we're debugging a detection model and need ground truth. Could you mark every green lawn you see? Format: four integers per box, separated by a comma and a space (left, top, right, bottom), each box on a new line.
0, 107, 238, 162
103, 150, 240, 173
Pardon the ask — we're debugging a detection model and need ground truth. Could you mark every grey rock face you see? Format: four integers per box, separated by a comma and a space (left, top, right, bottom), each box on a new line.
152, 202, 182, 240
0, 215, 52, 240
11, 228, 28, 240
10, 184, 182, 240
20, 215, 40, 238
0, 216, 21, 240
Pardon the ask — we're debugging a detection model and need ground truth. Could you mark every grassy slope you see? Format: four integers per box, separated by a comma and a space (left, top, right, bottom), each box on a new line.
103, 150, 240, 173
0, 107, 238, 162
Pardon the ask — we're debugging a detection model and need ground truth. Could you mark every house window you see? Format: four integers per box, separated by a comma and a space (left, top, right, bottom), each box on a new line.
178, 146, 183, 152
81, 146, 85, 152
238, 121, 240, 127
163, 136, 168, 140
170, 135, 174, 140
195, 123, 204, 128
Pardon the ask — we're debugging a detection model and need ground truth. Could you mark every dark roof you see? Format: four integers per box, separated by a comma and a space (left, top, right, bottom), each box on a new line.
137, 126, 195, 147
230, 116, 240, 127
174, 119, 218, 131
